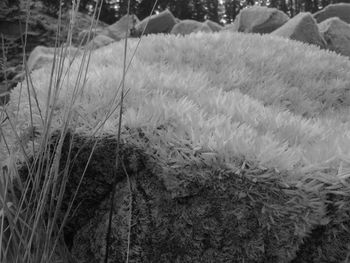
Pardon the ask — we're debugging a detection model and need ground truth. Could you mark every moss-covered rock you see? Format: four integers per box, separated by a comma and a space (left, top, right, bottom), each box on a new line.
63, 130, 325, 263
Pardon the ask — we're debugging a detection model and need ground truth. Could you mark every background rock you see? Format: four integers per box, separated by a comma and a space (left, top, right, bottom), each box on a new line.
26, 45, 82, 73
271, 12, 326, 48
232, 6, 289, 34
79, 14, 139, 45
204, 20, 223, 32
171, 19, 212, 35
86, 34, 115, 50
135, 9, 177, 36
101, 14, 139, 40
313, 3, 350, 23
0, 3, 106, 104
318, 17, 350, 58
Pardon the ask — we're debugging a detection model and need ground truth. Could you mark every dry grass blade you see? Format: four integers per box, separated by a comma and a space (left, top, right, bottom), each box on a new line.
0, 0, 117, 262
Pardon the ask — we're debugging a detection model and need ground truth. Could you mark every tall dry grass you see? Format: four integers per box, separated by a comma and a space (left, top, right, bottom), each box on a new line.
0, 0, 158, 262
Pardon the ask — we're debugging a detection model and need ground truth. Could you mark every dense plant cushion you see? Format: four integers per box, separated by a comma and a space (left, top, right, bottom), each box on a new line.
3, 31, 350, 262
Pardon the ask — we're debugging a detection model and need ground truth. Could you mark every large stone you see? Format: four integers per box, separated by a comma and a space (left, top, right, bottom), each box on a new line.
222, 23, 238, 32
0, 4, 106, 103
204, 20, 223, 32
271, 12, 326, 48
77, 28, 105, 46
135, 9, 177, 36
313, 3, 350, 24
64, 132, 325, 263
232, 6, 289, 34
318, 17, 350, 57
102, 14, 139, 40
26, 45, 81, 73
79, 14, 139, 45
171, 20, 212, 35
86, 34, 115, 50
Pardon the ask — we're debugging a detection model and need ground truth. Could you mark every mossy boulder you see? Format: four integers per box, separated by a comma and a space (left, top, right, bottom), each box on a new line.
18, 130, 325, 263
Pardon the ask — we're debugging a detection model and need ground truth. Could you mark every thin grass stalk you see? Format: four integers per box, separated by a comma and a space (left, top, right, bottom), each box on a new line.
2, 0, 158, 261
21, 2, 69, 259
91, 0, 159, 136
121, 160, 132, 263
104, 0, 132, 260
43, 1, 106, 261
21, 0, 36, 154
103, 1, 157, 262
48, 138, 99, 261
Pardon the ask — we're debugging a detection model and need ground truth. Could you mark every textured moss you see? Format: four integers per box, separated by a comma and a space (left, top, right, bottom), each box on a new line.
68, 131, 325, 263
17, 130, 350, 263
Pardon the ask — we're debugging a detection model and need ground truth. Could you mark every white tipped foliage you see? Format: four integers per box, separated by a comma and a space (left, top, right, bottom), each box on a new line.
3, 31, 350, 184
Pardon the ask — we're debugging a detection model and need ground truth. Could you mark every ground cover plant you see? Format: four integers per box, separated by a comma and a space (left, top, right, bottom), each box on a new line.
1, 1, 350, 262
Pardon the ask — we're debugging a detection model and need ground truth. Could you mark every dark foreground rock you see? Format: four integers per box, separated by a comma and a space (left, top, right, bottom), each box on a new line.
17, 130, 350, 263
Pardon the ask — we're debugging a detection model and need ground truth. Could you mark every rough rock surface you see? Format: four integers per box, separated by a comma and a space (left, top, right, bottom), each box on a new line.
232, 6, 289, 34
25, 131, 326, 263
318, 17, 350, 58
271, 12, 326, 48
222, 23, 238, 32
26, 45, 82, 73
0, 3, 106, 104
204, 20, 223, 32
79, 14, 139, 45
171, 20, 212, 35
102, 14, 139, 40
135, 9, 177, 36
313, 3, 350, 24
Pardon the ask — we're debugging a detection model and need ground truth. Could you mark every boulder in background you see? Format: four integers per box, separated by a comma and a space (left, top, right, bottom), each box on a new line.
0, 4, 106, 103
135, 9, 177, 36
27, 45, 81, 73
101, 14, 139, 40
171, 19, 212, 35
233, 6, 289, 34
86, 34, 115, 50
204, 20, 223, 32
222, 23, 239, 32
318, 17, 350, 57
79, 14, 139, 45
271, 12, 326, 48
313, 3, 350, 24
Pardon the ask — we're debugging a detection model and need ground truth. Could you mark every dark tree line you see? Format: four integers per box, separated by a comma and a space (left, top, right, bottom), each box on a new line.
36, 0, 350, 24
